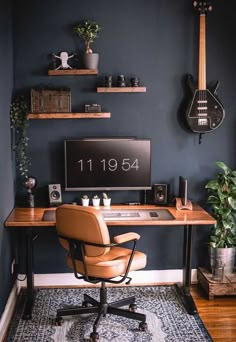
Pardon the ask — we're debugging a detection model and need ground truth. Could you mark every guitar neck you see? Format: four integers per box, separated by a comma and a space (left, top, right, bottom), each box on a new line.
198, 14, 206, 90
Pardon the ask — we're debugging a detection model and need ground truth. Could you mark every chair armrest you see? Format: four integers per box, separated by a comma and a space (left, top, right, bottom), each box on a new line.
114, 232, 140, 244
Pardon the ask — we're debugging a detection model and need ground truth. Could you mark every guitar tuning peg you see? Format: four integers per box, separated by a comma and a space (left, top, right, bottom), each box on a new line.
193, 1, 198, 7
208, 5, 213, 11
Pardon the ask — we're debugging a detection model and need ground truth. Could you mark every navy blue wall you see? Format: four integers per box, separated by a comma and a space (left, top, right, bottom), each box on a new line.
0, 1, 14, 317
12, 0, 236, 272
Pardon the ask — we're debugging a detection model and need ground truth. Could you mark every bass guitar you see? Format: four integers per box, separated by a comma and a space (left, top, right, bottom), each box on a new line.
186, 0, 225, 133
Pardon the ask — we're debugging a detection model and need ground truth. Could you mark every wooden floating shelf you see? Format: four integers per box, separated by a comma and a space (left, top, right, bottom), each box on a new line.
48, 69, 98, 76
97, 87, 146, 93
28, 113, 111, 119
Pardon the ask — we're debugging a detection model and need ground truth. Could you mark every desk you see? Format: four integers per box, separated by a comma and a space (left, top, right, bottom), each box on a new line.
5, 204, 215, 319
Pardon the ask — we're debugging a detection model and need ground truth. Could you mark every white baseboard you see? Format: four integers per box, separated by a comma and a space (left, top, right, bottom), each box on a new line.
0, 269, 197, 340
0, 283, 20, 342
16, 269, 197, 288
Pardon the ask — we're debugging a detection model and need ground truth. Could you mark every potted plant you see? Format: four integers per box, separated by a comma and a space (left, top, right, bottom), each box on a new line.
81, 195, 89, 206
74, 19, 101, 69
205, 161, 236, 275
102, 192, 111, 207
10, 95, 30, 180
92, 194, 100, 207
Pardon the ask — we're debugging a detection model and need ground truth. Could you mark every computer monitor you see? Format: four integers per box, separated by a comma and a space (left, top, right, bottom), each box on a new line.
64, 137, 152, 191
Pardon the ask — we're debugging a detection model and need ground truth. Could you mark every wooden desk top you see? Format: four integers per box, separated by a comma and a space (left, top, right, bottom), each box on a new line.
4, 204, 215, 228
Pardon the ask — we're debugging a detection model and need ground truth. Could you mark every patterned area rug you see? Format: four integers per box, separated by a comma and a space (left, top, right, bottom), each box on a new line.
7, 286, 212, 341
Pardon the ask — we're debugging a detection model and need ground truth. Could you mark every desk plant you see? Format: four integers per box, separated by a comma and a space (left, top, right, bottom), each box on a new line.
205, 161, 236, 274
10, 96, 30, 179
81, 194, 89, 206
92, 194, 100, 207
103, 192, 111, 207
74, 19, 101, 69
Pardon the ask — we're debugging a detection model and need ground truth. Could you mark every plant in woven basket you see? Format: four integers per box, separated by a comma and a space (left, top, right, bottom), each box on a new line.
205, 161, 236, 248
10, 96, 30, 179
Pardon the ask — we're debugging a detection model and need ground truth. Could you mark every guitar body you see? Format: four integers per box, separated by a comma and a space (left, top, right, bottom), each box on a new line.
186, 75, 225, 133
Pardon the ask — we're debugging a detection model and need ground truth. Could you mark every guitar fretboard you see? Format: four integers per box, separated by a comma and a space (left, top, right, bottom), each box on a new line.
198, 14, 206, 90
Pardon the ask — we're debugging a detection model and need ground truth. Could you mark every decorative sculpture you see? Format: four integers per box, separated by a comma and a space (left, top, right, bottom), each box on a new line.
51, 52, 75, 70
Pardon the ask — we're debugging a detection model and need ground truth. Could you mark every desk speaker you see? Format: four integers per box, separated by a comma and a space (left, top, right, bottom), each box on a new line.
153, 184, 168, 205
48, 184, 62, 206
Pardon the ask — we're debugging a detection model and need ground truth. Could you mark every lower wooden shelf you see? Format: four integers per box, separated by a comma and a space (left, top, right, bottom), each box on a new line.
27, 113, 111, 119
97, 87, 146, 93
197, 267, 236, 299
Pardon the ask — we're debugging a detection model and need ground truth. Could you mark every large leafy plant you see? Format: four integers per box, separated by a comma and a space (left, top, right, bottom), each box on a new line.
205, 161, 236, 248
10, 96, 30, 179
74, 20, 101, 54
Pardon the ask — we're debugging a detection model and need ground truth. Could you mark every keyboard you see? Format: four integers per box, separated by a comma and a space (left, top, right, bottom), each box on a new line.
103, 212, 140, 218
101, 209, 174, 221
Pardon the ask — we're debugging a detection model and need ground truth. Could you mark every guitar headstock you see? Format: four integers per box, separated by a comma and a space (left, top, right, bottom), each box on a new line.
193, 1, 212, 14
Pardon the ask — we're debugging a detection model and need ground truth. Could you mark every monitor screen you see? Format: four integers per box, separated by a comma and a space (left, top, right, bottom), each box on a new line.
64, 138, 151, 191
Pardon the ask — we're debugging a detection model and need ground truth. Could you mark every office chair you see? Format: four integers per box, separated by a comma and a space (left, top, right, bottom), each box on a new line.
55, 204, 148, 341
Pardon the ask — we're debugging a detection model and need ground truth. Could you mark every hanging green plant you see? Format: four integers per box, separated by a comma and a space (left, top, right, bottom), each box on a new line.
10, 95, 30, 179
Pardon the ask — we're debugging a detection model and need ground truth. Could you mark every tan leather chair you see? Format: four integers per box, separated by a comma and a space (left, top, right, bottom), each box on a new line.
56, 204, 147, 341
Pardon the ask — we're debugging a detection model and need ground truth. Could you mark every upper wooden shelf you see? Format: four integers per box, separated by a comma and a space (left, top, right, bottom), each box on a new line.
97, 87, 146, 93
48, 69, 98, 76
28, 113, 111, 119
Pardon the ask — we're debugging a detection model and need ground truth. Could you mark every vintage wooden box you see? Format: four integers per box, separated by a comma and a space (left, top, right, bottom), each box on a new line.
31, 88, 71, 113
198, 267, 236, 299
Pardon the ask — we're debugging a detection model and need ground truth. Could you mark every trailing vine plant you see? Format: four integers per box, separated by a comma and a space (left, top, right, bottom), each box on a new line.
10, 96, 30, 179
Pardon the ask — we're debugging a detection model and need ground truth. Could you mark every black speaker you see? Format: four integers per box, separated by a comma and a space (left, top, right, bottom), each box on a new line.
153, 184, 168, 205
48, 184, 62, 206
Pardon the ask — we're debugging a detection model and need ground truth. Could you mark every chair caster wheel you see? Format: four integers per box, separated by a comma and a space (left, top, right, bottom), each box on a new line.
139, 322, 148, 332
82, 301, 89, 307
90, 331, 99, 341
129, 303, 137, 312
55, 316, 64, 326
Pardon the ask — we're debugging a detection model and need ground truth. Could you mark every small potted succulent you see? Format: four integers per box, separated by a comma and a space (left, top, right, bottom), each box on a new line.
102, 192, 111, 207
74, 19, 101, 69
92, 194, 100, 207
81, 195, 89, 206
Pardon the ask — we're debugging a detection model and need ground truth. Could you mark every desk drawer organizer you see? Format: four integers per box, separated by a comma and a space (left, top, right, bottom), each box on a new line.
31, 88, 71, 113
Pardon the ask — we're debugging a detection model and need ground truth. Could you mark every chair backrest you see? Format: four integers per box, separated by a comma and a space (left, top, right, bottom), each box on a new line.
56, 204, 110, 257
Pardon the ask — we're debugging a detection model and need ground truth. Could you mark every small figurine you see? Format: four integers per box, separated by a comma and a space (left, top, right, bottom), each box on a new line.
130, 76, 140, 87
52, 52, 75, 70
117, 75, 126, 87
104, 75, 113, 87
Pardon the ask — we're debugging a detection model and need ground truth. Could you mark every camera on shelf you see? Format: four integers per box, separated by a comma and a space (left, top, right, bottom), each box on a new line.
85, 104, 102, 113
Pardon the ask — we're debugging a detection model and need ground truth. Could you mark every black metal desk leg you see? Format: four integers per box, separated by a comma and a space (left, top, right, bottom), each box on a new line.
22, 228, 34, 320
175, 224, 198, 315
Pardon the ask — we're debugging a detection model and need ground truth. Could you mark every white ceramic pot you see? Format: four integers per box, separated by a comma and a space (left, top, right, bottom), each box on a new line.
92, 198, 100, 207
103, 198, 111, 207
81, 198, 89, 206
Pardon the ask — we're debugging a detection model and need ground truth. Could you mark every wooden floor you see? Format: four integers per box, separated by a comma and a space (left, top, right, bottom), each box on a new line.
192, 285, 236, 341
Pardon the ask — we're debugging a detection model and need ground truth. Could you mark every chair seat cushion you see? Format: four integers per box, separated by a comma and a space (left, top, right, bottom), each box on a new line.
67, 246, 147, 279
